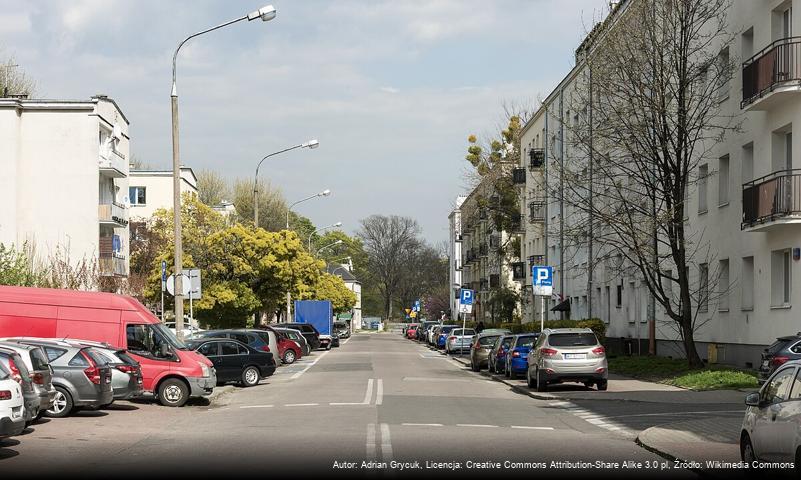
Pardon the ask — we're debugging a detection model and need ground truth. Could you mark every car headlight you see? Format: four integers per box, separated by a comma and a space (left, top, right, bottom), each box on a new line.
199, 362, 210, 378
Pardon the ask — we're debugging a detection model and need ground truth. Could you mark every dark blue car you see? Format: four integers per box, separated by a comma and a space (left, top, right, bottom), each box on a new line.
436, 325, 458, 349
489, 335, 515, 374
505, 334, 540, 379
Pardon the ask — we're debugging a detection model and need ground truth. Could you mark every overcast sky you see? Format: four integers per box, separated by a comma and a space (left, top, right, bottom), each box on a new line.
1, 0, 607, 243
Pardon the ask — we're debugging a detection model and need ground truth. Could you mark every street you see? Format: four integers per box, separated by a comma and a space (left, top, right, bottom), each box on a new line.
1, 333, 697, 478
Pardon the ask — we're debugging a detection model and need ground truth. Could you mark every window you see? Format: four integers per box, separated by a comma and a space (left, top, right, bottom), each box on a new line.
698, 165, 708, 213
547, 333, 598, 347
717, 47, 730, 101
742, 143, 754, 184
772, 249, 792, 307
42, 347, 67, 362
129, 186, 146, 205
126, 324, 181, 359
699, 263, 709, 313
197, 342, 218, 357
68, 352, 89, 367
616, 284, 623, 307
741, 27, 754, 62
228, 333, 250, 345
742, 256, 755, 310
718, 155, 729, 206
788, 369, 801, 400
220, 342, 240, 356
719, 259, 730, 312
763, 368, 795, 405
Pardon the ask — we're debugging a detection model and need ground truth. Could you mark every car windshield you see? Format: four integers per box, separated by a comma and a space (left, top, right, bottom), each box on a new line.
441, 326, 455, 334
548, 333, 598, 347
453, 329, 475, 336
127, 323, 186, 358
766, 339, 792, 354
0, 361, 8, 380
479, 335, 499, 346
516, 336, 538, 348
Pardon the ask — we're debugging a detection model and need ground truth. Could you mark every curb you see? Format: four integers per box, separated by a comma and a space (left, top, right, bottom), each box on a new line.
634, 431, 731, 480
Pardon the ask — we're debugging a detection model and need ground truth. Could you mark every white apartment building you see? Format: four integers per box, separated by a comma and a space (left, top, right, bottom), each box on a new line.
448, 196, 467, 318
328, 263, 362, 330
0, 95, 131, 278
128, 167, 198, 220
517, 0, 801, 368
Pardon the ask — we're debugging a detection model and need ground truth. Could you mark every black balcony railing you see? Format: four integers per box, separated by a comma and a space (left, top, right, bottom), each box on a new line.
512, 168, 527, 185
529, 148, 544, 169
528, 201, 546, 222
509, 214, 524, 232
511, 262, 525, 281
742, 169, 801, 229
742, 36, 801, 108
528, 255, 545, 265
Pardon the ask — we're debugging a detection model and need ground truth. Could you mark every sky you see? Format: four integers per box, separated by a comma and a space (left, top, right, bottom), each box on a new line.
0, 0, 607, 243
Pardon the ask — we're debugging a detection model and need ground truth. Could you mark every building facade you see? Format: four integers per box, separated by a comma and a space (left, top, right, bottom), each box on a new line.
128, 167, 198, 220
448, 196, 467, 318
0, 95, 131, 278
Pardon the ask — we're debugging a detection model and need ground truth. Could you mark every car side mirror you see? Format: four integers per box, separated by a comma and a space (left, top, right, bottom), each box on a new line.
745, 392, 761, 407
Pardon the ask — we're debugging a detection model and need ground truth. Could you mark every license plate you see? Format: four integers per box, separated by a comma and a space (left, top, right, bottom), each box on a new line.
564, 353, 586, 360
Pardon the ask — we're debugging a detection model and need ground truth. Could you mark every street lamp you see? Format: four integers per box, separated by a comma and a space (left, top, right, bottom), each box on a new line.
285, 188, 330, 229
170, 5, 276, 339
316, 239, 343, 255
253, 139, 320, 227
308, 222, 343, 251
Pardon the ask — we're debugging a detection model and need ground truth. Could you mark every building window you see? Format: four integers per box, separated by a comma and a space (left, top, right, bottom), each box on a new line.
772, 249, 792, 307
616, 284, 623, 308
718, 155, 729, 206
742, 256, 754, 311
742, 142, 754, 184
699, 263, 708, 313
698, 164, 708, 214
129, 186, 146, 206
717, 47, 730, 102
718, 259, 729, 311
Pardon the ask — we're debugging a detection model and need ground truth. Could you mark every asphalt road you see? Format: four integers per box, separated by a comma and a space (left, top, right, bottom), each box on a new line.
0, 333, 696, 478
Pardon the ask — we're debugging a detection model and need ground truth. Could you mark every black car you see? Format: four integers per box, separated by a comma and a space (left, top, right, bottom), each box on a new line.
759, 333, 801, 383
279, 323, 321, 351
187, 338, 275, 387
332, 332, 340, 348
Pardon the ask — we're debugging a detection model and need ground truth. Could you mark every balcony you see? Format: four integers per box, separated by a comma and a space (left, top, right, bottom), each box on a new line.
98, 202, 128, 227
742, 37, 801, 110
528, 200, 546, 222
479, 243, 489, 257
511, 262, 525, 281
529, 149, 544, 169
99, 148, 127, 178
489, 274, 500, 288
509, 214, 524, 233
742, 169, 801, 231
480, 278, 489, 291
528, 255, 545, 266
489, 234, 500, 249
99, 255, 127, 277
512, 168, 527, 185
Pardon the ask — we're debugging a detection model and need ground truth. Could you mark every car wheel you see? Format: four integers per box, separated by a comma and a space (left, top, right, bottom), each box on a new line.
597, 380, 608, 391
158, 378, 189, 407
45, 387, 73, 418
526, 369, 536, 388
740, 433, 757, 462
241, 366, 260, 387
536, 369, 548, 393
283, 349, 297, 365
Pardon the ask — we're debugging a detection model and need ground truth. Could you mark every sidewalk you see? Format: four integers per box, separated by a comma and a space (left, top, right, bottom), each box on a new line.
636, 416, 741, 465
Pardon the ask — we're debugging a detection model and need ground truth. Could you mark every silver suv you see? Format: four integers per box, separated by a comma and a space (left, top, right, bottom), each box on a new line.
527, 328, 608, 392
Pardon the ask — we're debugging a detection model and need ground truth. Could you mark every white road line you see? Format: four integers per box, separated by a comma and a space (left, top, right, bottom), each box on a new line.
239, 405, 274, 409
362, 379, 374, 405
401, 423, 443, 427
376, 379, 384, 406
285, 403, 319, 407
511, 426, 555, 430
602, 410, 744, 419
329, 402, 367, 406
456, 424, 499, 428
380, 423, 393, 461
290, 350, 331, 380
366, 423, 377, 461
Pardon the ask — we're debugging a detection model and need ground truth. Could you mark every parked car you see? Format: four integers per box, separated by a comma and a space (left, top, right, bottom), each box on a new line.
527, 328, 608, 392
436, 325, 459, 349
186, 338, 275, 387
445, 328, 476, 354
0, 347, 40, 424
63, 340, 143, 400
505, 333, 540, 379
275, 333, 302, 365
273, 328, 311, 357
334, 321, 350, 339
332, 331, 341, 348
8, 339, 114, 417
405, 325, 419, 340
741, 360, 801, 464
488, 335, 515, 374
0, 341, 55, 419
417, 321, 437, 342
191, 329, 278, 368
469, 332, 505, 372
758, 334, 801, 384
429, 325, 442, 346
279, 323, 322, 351
0, 362, 25, 438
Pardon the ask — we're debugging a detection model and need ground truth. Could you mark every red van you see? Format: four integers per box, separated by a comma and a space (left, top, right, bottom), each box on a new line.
0, 286, 216, 407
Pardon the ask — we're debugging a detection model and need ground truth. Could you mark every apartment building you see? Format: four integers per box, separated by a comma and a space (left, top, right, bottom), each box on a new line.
0, 95, 131, 278
328, 263, 362, 330
448, 196, 467, 318
517, 0, 801, 367
128, 167, 198, 220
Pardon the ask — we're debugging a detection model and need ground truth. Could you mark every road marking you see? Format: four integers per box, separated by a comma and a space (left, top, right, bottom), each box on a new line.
285, 403, 319, 407
401, 423, 443, 427
329, 402, 366, 406
403, 377, 474, 383
548, 401, 636, 437
239, 405, 274, 409
376, 379, 384, 406
366, 423, 377, 461
362, 379, 374, 405
511, 426, 555, 430
290, 350, 331, 380
380, 423, 393, 461
456, 424, 498, 428
602, 410, 744, 419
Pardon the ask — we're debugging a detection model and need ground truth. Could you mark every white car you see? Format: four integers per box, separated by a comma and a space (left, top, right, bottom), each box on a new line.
0, 362, 25, 438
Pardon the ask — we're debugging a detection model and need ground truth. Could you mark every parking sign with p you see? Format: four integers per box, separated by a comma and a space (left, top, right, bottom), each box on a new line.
532, 266, 553, 296
459, 288, 474, 314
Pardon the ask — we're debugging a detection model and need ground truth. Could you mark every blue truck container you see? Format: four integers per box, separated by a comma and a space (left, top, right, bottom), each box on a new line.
294, 300, 333, 338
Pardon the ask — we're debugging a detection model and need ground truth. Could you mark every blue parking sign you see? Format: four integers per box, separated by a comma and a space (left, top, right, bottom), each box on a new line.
459, 289, 474, 305
532, 266, 553, 286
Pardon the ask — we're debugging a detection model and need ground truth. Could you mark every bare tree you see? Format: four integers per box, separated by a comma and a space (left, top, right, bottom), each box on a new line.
557, 0, 737, 367
196, 169, 231, 207
0, 53, 35, 97
231, 178, 288, 232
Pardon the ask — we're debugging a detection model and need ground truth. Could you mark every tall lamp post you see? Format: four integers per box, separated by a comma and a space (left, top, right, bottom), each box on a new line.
308, 222, 343, 251
170, 5, 276, 339
316, 239, 343, 256
285, 188, 330, 229
253, 139, 320, 227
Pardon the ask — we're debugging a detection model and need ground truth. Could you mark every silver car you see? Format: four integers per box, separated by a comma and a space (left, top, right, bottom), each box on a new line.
527, 328, 608, 392
64, 340, 144, 400
445, 328, 476, 354
0, 341, 55, 418
741, 360, 801, 464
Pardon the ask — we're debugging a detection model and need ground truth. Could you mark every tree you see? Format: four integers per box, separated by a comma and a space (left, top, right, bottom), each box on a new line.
231, 178, 288, 232
196, 170, 231, 207
561, 0, 736, 367
0, 53, 35, 97
0, 243, 41, 286
357, 215, 421, 319
394, 241, 448, 314
306, 273, 357, 314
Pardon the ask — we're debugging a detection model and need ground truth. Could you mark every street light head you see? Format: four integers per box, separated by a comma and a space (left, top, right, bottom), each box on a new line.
248, 5, 276, 22
333, 222, 343, 228
320, 189, 331, 197
305, 139, 320, 149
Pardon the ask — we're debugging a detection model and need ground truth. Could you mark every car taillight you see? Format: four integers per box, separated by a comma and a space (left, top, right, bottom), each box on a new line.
0, 390, 11, 400
592, 347, 605, 355
448, 336, 456, 342
541, 348, 558, 357
31, 372, 45, 385
7, 357, 22, 384
512, 351, 520, 358
116, 365, 137, 374
772, 356, 790, 367
259, 345, 271, 352
82, 352, 101, 385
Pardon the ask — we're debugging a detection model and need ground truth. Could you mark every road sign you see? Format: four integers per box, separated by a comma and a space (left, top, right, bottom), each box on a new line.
532, 265, 553, 296
161, 261, 167, 282
405, 308, 412, 315
458, 303, 473, 314
166, 274, 190, 297
459, 289, 474, 305
414, 300, 421, 312
410, 311, 417, 318
187, 269, 201, 300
